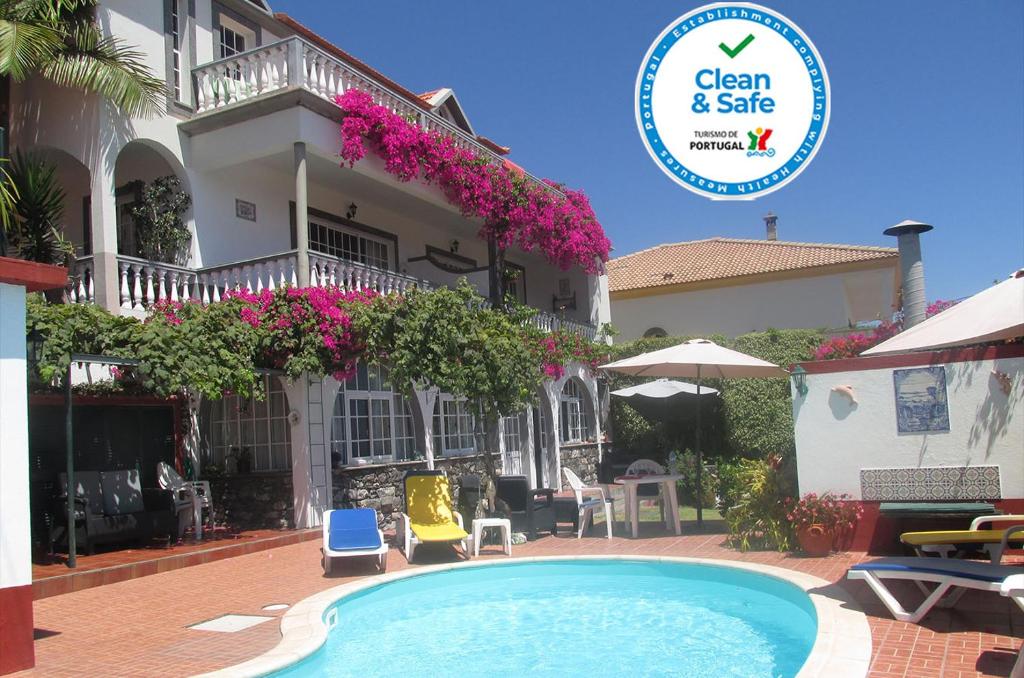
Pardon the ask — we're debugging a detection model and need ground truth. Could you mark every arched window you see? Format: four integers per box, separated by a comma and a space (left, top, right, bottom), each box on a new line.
331, 363, 416, 464
643, 327, 668, 338
559, 378, 594, 444
204, 375, 291, 472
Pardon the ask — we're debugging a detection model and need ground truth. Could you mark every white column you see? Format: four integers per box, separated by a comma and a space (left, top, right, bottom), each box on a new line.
294, 142, 310, 287
523, 407, 538, 489
0, 282, 34, 672
89, 160, 121, 312
411, 386, 438, 470
542, 379, 562, 490
285, 374, 332, 529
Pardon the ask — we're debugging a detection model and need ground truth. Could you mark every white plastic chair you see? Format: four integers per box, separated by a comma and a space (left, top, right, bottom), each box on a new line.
625, 458, 665, 475
157, 462, 210, 540
562, 468, 613, 539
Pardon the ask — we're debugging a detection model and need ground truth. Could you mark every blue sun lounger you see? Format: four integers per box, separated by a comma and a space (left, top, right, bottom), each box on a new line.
321, 508, 388, 574
847, 557, 1024, 623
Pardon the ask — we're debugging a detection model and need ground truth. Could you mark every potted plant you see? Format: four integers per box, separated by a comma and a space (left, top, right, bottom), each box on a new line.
785, 491, 862, 556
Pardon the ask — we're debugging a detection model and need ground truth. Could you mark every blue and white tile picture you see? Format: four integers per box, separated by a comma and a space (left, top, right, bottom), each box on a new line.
893, 366, 950, 433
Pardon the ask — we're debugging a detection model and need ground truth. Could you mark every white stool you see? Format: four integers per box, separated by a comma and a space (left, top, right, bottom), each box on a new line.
471, 517, 512, 557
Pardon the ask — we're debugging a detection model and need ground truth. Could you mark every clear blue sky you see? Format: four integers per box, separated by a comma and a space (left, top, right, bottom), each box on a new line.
273, 0, 1024, 301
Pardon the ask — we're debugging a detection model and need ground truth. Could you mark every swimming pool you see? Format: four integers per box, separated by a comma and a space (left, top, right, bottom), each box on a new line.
267, 558, 819, 678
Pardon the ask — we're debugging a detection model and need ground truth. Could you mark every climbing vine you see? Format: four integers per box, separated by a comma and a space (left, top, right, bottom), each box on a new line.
335, 90, 611, 275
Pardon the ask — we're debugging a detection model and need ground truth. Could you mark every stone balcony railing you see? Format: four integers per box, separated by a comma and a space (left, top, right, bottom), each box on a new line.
68, 252, 598, 340
189, 36, 559, 198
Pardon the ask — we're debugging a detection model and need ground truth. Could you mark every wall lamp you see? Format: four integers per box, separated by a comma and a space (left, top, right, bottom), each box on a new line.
346, 202, 358, 220
790, 365, 808, 396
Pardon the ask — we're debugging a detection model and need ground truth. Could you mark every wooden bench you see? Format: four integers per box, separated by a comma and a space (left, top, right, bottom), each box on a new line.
871, 502, 999, 554
879, 502, 999, 518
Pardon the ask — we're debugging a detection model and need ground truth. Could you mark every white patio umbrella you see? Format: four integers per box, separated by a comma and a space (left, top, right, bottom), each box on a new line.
600, 339, 789, 527
863, 269, 1024, 356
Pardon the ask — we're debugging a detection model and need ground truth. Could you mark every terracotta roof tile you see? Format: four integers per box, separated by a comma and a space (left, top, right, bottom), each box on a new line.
608, 238, 898, 292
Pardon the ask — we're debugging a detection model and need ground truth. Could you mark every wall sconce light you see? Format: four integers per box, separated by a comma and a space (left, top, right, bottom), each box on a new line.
449, 239, 460, 254
346, 202, 358, 220
790, 365, 808, 396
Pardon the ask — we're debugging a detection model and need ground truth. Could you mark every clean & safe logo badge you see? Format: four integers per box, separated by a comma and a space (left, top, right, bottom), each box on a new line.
635, 3, 830, 200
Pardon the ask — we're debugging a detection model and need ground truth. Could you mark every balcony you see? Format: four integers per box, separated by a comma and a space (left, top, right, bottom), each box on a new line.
69, 252, 598, 340
187, 37, 560, 199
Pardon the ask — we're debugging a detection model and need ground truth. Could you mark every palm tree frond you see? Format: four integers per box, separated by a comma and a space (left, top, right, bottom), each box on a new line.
40, 31, 164, 118
0, 161, 19, 233
0, 18, 62, 79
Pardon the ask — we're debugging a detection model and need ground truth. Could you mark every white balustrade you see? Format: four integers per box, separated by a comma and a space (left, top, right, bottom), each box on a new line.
72, 253, 597, 340
193, 41, 290, 113
69, 257, 95, 304
190, 37, 559, 199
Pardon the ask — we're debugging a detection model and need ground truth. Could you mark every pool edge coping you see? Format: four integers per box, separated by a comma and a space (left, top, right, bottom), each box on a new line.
191, 555, 872, 678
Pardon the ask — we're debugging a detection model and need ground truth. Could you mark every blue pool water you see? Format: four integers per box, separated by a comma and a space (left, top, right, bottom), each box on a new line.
271, 559, 817, 677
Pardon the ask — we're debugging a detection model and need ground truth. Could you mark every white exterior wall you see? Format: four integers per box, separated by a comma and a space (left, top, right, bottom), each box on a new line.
611, 266, 897, 340
0, 283, 31, 592
793, 355, 1024, 500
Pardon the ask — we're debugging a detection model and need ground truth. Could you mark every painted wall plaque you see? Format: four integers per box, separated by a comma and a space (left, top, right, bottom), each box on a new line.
893, 366, 950, 434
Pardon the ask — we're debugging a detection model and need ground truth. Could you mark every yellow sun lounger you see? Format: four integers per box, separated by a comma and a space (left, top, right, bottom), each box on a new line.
398, 471, 469, 562
901, 515, 1024, 563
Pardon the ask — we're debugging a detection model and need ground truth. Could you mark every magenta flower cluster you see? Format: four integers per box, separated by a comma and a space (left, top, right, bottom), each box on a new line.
227, 286, 377, 380
532, 330, 608, 380
813, 321, 901, 360
335, 90, 611, 274
813, 298, 959, 361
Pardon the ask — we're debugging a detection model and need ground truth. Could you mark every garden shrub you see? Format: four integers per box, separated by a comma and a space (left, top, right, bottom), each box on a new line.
723, 454, 797, 551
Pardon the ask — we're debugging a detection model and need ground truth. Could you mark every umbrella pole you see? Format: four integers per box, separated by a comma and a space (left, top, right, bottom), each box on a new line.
695, 366, 703, 529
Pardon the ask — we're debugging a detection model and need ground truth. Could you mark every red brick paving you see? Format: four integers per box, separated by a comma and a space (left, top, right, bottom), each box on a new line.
16, 523, 1023, 677
32, 530, 320, 599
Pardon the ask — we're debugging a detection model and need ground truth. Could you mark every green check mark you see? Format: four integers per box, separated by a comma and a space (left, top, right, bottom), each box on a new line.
719, 33, 755, 58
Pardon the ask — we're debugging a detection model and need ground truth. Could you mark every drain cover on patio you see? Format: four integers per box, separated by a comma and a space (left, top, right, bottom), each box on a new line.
188, 614, 274, 633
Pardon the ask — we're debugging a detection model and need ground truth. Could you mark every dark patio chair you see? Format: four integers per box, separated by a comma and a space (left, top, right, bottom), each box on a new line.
495, 475, 556, 540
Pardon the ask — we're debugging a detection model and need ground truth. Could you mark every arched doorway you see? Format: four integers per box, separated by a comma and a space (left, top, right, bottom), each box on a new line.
12, 146, 91, 256
112, 140, 190, 263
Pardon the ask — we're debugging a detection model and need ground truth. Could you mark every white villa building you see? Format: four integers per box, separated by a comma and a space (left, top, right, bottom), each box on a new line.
11, 0, 611, 530
608, 216, 900, 341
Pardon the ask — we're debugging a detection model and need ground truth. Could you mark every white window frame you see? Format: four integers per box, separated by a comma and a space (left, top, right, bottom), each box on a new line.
433, 395, 476, 457
207, 375, 291, 472
559, 379, 591, 444
217, 15, 253, 59
170, 0, 182, 101
308, 216, 392, 271
330, 363, 416, 465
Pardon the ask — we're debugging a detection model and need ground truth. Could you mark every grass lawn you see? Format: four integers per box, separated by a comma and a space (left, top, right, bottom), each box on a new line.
636, 502, 723, 523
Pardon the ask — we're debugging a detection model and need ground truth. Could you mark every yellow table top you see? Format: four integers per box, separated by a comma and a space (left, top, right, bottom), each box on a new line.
901, 529, 1023, 546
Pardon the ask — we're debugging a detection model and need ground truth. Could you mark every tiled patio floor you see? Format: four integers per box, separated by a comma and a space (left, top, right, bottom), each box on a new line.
17, 523, 1023, 678
31, 529, 320, 599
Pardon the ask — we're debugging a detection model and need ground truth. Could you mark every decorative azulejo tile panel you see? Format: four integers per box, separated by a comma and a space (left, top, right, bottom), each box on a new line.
860, 465, 1001, 501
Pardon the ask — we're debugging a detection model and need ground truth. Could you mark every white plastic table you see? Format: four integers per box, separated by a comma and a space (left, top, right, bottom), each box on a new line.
470, 517, 512, 557
613, 474, 683, 538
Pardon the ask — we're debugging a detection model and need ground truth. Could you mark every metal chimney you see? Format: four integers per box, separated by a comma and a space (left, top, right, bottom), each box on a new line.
884, 220, 933, 328
763, 211, 778, 241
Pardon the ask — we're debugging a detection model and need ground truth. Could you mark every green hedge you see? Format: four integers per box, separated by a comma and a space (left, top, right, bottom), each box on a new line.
607, 328, 823, 463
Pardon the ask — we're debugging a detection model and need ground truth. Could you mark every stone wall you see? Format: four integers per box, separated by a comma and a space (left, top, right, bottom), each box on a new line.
332, 453, 500, 530
206, 471, 293, 530
559, 443, 600, 488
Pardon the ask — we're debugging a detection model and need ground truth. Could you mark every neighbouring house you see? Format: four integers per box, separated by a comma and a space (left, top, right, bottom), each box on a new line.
11, 0, 611, 534
607, 215, 899, 341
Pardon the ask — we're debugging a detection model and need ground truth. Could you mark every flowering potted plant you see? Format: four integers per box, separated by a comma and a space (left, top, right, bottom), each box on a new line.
785, 492, 862, 556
